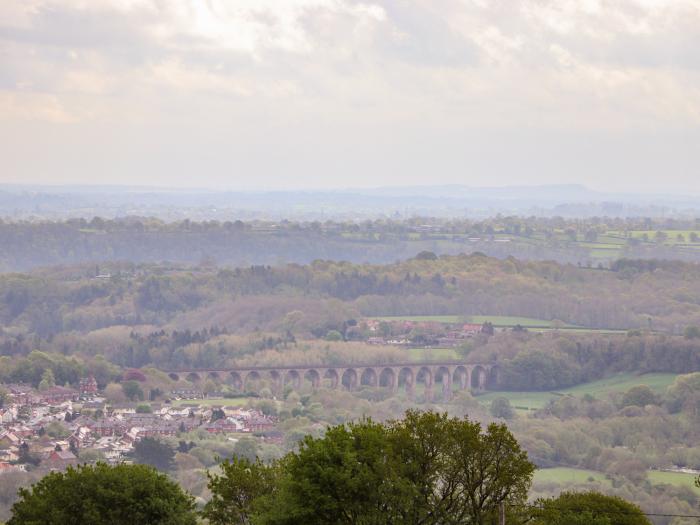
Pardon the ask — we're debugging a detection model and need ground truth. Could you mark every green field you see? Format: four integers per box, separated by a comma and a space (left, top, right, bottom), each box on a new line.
171, 397, 249, 407
607, 230, 700, 245
404, 347, 462, 362
370, 315, 578, 328
534, 467, 611, 487
535, 467, 700, 494
648, 470, 700, 494
371, 315, 463, 323
368, 315, 632, 333
476, 373, 679, 411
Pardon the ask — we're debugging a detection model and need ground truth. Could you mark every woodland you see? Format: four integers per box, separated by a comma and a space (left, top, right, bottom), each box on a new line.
1, 238, 700, 522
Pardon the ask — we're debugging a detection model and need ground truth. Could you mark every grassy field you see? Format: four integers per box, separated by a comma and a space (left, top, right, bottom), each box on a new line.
648, 470, 700, 494
476, 373, 679, 411
370, 315, 578, 328
368, 315, 633, 333
534, 467, 611, 487
535, 468, 700, 494
371, 315, 463, 323
404, 347, 462, 362
171, 397, 249, 407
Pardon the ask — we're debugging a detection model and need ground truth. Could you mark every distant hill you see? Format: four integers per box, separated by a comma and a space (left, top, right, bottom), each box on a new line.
1, 183, 699, 221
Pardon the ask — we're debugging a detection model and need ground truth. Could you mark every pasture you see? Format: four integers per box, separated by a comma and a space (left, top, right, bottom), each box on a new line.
534, 467, 611, 487
476, 372, 679, 411
171, 397, 250, 407
404, 347, 462, 362
370, 315, 579, 328
534, 467, 700, 495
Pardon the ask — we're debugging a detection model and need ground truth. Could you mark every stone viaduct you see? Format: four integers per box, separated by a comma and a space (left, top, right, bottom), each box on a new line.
164, 361, 498, 401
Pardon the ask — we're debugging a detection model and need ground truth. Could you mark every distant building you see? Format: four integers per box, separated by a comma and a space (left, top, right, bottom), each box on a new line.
39, 386, 79, 404
46, 449, 78, 470
79, 376, 98, 397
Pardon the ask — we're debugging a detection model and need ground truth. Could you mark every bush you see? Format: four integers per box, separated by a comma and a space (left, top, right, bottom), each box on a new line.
490, 397, 515, 419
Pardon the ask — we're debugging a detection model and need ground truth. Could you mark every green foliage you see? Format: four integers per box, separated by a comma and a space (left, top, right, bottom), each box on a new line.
232, 437, 259, 462
7, 462, 196, 525
257, 410, 535, 525
500, 349, 580, 390
684, 325, 700, 339
324, 330, 343, 342
132, 437, 175, 472
44, 421, 70, 439
37, 369, 55, 391
620, 385, 656, 408
665, 372, 700, 418
415, 251, 438, 260
121, 380, 144, 401
490, 397, 515, 419
533, 491, 651, 525
202, 456, 278, 525
136, 404, 153, 413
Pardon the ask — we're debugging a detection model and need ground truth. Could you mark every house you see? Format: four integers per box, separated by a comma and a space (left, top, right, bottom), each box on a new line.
39, 386, 79, 404
0, 450, 19, 463
203, 418, 243, 434
3, 384, 37, 405
171, 389, 203, 400
91, 419, 127, 437
461, 324, 483, 335
46, 449, 78, 470
0, 406, 17, 424
0, 462, 23, 474
69, 426, 93, 450
10, 426, 34, 439
246, 415, 276, 433
0, 432, 21, 449
79, 376, 98, 397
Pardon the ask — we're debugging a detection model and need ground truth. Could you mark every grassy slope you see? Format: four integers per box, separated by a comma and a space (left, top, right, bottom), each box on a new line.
404, 348, 462, 361
535, 467, 700, 495
647, 470, 700, 494
476, 373, 679, 411
171, 397, 249, 407
534, 467, 611, 487
370, 315, 580, 328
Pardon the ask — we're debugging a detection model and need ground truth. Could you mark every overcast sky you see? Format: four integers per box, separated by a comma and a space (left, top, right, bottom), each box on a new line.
1, 0, 699, 192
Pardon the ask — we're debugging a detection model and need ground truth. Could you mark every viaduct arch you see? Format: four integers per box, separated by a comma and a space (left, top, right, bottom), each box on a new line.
165, 361, 499, 401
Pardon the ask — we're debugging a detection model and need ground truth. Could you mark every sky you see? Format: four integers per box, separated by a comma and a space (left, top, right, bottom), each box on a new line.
1, 0, 699, 193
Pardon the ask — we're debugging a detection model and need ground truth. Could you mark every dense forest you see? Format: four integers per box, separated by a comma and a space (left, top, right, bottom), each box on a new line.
3, 253, 700, 338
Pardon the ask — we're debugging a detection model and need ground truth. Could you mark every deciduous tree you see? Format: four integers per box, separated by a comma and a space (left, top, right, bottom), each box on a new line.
7, 463, 196, 525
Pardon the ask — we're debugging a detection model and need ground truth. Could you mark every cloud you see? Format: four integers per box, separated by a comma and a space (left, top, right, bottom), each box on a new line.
0, 0, 698, 191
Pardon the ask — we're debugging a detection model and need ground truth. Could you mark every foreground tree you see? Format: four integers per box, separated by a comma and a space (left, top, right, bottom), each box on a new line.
202, 456, 278, 525
533, 491, 651, 525
8, 462, 196, 525
253, 410, 535, 525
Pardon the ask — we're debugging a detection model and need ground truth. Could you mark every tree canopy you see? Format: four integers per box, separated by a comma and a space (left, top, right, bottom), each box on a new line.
206, 410, 535, 525
533, 491, 652, 525
7, 463, 196, 525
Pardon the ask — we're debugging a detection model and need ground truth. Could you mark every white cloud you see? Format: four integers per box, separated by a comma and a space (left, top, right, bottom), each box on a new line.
0, 0, 698, 191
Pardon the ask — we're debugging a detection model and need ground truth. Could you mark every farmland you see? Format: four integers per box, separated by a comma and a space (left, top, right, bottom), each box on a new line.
534, 467, 700, 495
475, 373, 679, 411
368, 314, 626, 334
370, 315, 578, 328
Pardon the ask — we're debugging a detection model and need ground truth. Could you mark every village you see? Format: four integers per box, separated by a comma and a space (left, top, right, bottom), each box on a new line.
362, 318, 495, 347
0, 376, 277, 474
